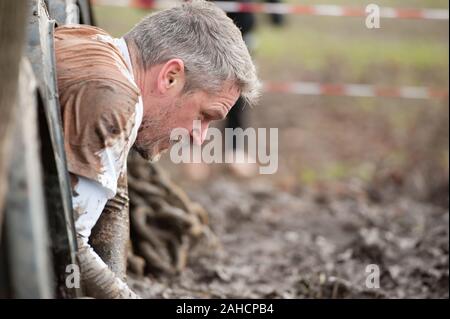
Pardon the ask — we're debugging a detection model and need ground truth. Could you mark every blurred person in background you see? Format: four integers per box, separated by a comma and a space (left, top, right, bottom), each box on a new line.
224, 0, 284, 177
185, 0, 284, 179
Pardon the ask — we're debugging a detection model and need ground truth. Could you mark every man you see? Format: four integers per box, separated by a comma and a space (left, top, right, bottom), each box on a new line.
55, 0, 259, 298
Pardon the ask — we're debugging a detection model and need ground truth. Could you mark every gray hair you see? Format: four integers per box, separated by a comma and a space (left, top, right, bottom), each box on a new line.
124, 0, 260, 106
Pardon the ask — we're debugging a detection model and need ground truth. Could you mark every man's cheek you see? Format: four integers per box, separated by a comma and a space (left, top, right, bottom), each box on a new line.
175, 120, 194, 133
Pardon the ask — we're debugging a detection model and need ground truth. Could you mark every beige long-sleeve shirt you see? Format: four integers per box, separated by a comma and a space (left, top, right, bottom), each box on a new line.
55, 24, 143, 242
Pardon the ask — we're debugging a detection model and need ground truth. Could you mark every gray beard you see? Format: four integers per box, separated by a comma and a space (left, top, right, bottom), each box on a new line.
133, 132, 169, 163
133, 117, 160, 160
132, 143, 152, 161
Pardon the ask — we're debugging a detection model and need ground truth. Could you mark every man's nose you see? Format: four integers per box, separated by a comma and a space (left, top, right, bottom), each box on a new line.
192, 122, 210, 146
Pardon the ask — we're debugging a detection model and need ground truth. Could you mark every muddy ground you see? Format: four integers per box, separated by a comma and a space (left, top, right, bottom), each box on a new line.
128, 76, 449, 300
129, 176, 448, 299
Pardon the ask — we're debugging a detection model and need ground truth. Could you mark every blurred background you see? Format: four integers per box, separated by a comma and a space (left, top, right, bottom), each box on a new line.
90, 0, 449, 299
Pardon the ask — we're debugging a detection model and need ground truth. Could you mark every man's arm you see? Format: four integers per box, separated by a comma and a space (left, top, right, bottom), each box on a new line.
60, 79, 142, 298
71, 175, 109, 243
71, 173, 139, 298
90, 170, 130, 280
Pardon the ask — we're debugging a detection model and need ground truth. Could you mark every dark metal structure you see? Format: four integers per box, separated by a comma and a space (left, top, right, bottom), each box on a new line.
0, 0, 95, 299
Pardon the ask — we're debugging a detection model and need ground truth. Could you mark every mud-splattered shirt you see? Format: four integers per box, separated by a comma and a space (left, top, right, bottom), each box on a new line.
55, 25, 143, 240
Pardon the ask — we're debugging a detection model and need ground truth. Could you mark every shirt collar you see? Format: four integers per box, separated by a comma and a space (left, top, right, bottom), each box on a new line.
113, 37, 135, 82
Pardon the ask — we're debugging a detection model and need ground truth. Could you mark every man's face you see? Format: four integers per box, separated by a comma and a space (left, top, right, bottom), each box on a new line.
134, 81, 240, 162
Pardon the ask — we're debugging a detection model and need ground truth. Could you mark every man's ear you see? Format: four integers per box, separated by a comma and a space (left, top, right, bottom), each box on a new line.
157, 58, 185, 94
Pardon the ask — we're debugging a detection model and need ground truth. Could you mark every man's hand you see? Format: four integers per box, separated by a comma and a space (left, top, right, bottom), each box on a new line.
77, 237, 140, 299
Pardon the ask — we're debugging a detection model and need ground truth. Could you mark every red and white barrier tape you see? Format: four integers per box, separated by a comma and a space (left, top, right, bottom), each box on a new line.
93, 0, 449, 20
262, 82, 448, 100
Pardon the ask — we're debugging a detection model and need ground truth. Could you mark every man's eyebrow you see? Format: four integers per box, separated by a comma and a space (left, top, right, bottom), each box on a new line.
206, 107, 228, 120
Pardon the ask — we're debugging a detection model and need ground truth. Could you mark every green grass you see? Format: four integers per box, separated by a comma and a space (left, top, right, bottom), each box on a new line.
92, 6, 148, 37
255, 23, 449, 84
257, 25, 448, 68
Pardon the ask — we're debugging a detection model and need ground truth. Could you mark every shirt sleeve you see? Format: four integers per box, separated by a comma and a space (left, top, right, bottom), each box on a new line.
60, 79, 139, 198
71, 159, 129, 243
72, 174, 111, 241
